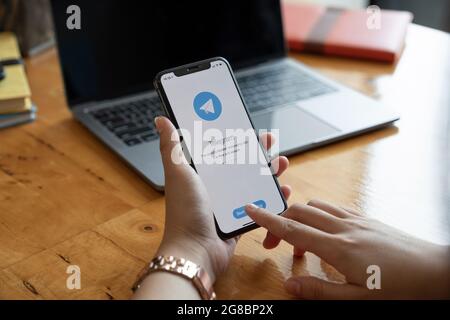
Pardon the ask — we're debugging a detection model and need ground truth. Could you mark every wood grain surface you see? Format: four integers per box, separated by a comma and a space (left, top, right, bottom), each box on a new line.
0, 24, 449, 299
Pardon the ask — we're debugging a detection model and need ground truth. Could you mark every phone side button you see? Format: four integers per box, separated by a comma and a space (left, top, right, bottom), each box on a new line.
232, 200, 266, 219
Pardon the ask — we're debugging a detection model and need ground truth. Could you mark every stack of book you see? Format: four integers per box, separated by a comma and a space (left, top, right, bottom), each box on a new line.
0, 32, 36, 129
282, 3, 413, 63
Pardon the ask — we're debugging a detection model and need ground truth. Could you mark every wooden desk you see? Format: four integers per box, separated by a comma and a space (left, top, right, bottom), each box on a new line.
0, 24, 449, 299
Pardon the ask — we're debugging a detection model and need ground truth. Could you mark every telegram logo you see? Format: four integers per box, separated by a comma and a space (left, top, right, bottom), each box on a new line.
193, 91, 222, 121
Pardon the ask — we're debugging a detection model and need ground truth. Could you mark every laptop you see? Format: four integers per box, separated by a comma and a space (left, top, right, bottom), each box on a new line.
51, 0, 399, 191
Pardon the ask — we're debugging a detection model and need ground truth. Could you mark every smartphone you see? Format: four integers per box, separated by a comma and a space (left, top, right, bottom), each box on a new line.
154, 57, 287, 239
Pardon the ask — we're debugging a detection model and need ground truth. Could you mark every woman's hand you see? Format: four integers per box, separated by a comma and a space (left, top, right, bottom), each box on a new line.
245, 199, 450, 299
155, 116, 291, 282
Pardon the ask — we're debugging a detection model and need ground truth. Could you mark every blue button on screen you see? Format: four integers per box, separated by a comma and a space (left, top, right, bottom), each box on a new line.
233, 200, 267, 219
253, 200, 267, 209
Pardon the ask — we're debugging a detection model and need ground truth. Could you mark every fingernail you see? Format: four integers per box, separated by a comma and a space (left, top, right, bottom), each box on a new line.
154, 116, 162, 132
245, 204, 258, 213
285, 279, 300, 295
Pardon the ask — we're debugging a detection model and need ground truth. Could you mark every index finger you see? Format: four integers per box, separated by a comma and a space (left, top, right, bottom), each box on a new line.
245, 204, 334, 259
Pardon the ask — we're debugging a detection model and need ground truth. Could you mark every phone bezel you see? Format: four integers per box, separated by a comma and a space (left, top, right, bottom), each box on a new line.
153, 57, 287, 240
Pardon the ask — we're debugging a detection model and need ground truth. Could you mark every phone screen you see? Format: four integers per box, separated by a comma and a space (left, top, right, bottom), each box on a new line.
158, 58, 286, 237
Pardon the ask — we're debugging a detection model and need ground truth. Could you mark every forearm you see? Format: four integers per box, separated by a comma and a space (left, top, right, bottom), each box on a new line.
432, 245, 450, 298
131, 271, 201, 300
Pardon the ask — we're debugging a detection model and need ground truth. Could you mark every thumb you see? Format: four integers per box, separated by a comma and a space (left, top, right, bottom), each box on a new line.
285, 276, 366, 300
155, 116, 189, 173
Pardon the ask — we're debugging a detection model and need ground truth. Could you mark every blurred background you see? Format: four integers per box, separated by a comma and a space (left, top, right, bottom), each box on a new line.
286, 0, 450, 32
1, 0, 449, 56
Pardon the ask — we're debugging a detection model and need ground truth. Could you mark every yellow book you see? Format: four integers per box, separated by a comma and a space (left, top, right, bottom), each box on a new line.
0, 32, 31, 113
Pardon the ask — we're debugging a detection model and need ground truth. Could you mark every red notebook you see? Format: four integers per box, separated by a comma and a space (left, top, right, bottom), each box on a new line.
282, 3, 413, 62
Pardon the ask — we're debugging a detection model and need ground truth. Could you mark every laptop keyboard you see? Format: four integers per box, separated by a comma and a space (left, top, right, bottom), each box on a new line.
237, 64, 336, 113
91, 98, 164, 146
90, 64, 336, 146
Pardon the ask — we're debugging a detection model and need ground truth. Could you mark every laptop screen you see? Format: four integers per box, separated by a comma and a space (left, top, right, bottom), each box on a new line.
51, 0, 286, 106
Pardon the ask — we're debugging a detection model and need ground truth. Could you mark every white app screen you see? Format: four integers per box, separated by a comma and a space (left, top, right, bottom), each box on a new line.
161, 60, 285, 234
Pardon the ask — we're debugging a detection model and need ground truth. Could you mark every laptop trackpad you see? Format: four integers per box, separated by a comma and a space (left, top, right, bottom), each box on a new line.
252, 106, 340, 153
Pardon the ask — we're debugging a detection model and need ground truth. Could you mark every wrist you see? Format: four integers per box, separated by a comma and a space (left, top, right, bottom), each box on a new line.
157, 237, 217, 283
